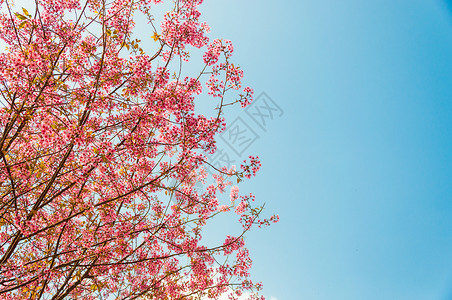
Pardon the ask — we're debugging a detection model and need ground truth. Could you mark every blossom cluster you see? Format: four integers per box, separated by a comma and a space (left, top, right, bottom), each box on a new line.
0, 0, 276, 299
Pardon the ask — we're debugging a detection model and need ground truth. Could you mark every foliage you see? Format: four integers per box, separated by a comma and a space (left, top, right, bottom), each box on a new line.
0, 0, 277, 299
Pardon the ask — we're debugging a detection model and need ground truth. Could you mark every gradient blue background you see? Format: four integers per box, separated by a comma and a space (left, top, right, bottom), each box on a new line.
200, 0, 452, 299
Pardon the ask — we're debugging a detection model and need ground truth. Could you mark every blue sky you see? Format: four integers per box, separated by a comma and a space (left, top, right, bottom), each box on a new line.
199, 0, 452, 299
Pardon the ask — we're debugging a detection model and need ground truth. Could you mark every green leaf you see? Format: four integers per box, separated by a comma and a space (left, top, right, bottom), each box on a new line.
22, 7, 31, 17
14, 13, 27, 20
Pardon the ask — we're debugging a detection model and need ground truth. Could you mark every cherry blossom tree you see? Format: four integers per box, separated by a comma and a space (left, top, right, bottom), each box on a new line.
0, 0, 278, 299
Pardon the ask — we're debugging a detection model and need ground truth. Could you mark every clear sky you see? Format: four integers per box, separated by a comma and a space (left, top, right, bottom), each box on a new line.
198, 0, 452, 299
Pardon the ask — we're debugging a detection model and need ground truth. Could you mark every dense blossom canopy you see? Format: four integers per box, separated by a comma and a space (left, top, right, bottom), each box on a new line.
0, 0, 277, 299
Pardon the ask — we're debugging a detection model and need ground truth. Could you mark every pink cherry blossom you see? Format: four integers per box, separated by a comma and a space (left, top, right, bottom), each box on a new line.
0, 0, 277, 299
